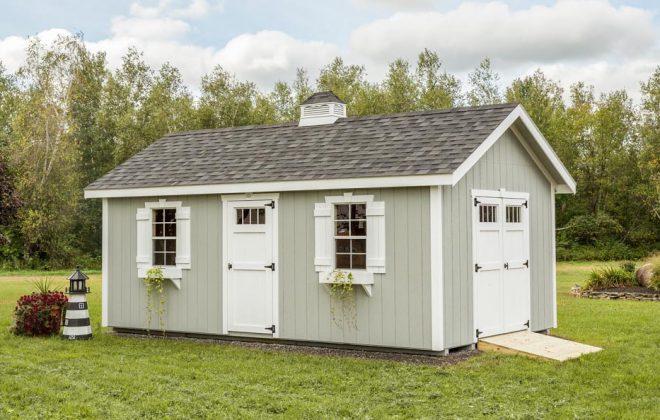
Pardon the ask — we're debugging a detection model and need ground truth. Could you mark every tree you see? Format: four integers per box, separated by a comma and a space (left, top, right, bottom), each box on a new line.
317, 58, 367, 113
383, 58, 418, 113
416, 49, 461, 110
467, 58, 501, 106
197, 65, 257, 129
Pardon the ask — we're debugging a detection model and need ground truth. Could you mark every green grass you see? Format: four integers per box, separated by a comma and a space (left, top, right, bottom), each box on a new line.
1, 262, 658, 418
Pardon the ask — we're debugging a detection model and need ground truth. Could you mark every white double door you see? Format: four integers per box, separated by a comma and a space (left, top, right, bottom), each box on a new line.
226, 200, 276, 335
473, 194, 530, 338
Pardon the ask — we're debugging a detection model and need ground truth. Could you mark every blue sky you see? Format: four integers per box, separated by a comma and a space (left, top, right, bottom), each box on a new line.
0, 0, 658, 100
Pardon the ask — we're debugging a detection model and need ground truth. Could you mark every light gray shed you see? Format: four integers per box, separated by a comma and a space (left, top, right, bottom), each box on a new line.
86, 92, 575, 353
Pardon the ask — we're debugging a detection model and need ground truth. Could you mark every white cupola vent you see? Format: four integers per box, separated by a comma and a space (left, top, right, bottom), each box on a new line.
299, 91, 346, 127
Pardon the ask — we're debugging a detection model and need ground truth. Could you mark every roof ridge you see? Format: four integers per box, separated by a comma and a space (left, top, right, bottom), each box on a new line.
164, 102, 519, 138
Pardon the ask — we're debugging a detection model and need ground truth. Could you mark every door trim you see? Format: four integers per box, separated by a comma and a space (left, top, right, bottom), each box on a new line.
471, 189, 530, 341
221, 193, 279, 337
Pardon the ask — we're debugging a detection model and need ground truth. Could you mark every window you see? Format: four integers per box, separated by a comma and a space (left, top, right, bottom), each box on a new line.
153, 208, 176, 266
506, 206, 521, 223
236, 208, 266, 225
479, 204, 498, 223
334, 203, 367, 269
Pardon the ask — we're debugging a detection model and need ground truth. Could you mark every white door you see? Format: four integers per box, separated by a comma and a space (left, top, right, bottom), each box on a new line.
226, 200, 275, 335
473, 194, 530, 338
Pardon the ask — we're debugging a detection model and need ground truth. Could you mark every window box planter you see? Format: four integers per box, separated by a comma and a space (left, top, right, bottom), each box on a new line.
318, 271, 374, 296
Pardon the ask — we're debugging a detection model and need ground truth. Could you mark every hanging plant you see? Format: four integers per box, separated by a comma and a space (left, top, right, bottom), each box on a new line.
144, 267, 166, 334
326, 270, 357, 329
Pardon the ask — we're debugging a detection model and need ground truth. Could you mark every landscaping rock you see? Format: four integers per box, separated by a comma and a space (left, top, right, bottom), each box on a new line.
635, 263, 654, 288
577, 288, 660, 301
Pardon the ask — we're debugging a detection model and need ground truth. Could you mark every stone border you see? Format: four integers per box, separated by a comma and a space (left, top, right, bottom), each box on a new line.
571, 287, 659, 301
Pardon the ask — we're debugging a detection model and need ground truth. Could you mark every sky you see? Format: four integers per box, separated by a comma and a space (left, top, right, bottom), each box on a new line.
0, 0, 658, 101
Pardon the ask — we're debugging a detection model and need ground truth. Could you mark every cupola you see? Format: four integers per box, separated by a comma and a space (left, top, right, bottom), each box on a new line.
298, 91, 346, 126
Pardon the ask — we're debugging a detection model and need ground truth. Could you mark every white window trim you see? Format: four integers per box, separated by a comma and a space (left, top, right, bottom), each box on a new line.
315, 193, 386, 297
136, 199, 191, 289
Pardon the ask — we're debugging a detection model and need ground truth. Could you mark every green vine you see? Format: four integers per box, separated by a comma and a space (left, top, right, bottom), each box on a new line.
327, 270, 357, 329
144, 267, 166, 334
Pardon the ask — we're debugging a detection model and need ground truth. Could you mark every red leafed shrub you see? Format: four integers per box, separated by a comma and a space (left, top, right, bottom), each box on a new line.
11, 292, 68, 336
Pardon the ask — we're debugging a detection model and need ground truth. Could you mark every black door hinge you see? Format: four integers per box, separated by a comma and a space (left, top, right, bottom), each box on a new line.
228, 263, 232, 270
474, 197, 481, 207
524, 320, 530, 328
504, 262, 509, 269
265, 263, 275, 271
265, 325, 276, 333
523, 260, 529, 268
265, 200, 275, 209
476, 329, 483, 338
475, 263, 482, 272
523, 200, 528, 208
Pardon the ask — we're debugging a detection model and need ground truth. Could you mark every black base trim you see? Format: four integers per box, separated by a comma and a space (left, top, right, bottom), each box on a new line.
64, 318, 90, 327
62, 333, 92, 340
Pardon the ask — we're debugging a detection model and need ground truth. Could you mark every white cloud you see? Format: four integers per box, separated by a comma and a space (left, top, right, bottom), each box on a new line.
110, 16, 190, 41
350, 1, 656, 70
129, 0, 222, 19
351, 0, 436, 10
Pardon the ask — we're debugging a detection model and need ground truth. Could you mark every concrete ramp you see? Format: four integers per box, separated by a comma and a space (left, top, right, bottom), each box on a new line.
478, 330, 602, 362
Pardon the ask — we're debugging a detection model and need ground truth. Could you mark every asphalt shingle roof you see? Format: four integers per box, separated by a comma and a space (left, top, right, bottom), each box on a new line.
301, 91, 345, 105
86, 103, 518, 191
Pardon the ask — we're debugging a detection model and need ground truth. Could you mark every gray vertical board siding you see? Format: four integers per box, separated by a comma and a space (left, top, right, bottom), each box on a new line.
106, 195, 223, 334
442, 129, 554, 349
278, 187, 433, 350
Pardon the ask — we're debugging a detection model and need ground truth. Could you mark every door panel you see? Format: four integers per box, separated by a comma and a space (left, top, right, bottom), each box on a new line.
227, 200, 274, 334
474, 194, 530, 338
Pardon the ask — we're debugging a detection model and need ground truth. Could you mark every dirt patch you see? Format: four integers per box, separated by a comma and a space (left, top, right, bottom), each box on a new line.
112, 331, 475, 367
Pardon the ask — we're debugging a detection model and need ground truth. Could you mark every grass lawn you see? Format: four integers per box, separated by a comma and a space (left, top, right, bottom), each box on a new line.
0, 262, 658, 418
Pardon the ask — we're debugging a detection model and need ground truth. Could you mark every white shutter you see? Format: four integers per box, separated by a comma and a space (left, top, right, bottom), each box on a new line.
314, 202, 333, 272
366, 201, 386, 273
175, 206, 191, 269
136, 207, 152, 272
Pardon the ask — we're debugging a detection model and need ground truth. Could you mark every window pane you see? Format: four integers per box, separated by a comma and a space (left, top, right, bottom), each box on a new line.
351, 220, 366, 236
154, 224, 164, 237
243, 209, 250, 224
258, 208, 265, 224
165, 253, 176, 266
250, 208, 258, 224
154, 239, 164, 252
336, 239, 350, 253
165, 209, 176, 222
236, 208, 243, 224
336, 254, 350, 269
165, 223, 176, 237
335, 221, 349, 236
352, 239, 366, 254
166, 239, 176, 251
351, 204, 366, 220
154, 253, 164, 266
352, 254, 366, 269
154, 209, 164, 222
335, 205, 350, 220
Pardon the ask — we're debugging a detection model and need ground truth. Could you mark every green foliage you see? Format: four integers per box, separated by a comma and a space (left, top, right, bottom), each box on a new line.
585, 265, 636, 290
326, 270, 356, 329
0, 35, 658, 267
144, 267, 166, 334
29, 277, 61, 294
556, 241, 652, 261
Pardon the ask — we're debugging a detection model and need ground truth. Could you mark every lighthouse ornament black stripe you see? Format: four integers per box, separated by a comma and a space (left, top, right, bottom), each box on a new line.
63, 266, 92, 340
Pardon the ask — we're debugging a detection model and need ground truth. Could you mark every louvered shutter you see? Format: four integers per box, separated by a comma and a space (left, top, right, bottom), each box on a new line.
366, 201, 386, 273
314, 202, 333, 272
175, 206, 191, 269
136, 207, 152, 272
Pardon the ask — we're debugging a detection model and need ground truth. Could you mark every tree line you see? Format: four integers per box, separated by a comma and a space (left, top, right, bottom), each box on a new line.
0, 35, 658, 268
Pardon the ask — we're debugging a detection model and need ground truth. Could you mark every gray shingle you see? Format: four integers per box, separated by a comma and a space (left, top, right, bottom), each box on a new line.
86, 103, 518, 191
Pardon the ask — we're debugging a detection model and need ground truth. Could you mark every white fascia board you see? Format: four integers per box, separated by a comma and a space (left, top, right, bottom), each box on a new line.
84, 174, 454, 199
451, 105, 576, 194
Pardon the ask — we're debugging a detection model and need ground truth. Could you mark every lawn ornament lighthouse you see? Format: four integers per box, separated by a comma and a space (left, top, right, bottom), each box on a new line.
63, 266, 92, 340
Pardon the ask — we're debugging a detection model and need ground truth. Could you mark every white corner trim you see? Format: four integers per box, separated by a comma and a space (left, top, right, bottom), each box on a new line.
84, 174, 454, 199
550, 181, 558, 328
452, 105, 576, 194
429, 186, 444, 351
101, 198, 109, 327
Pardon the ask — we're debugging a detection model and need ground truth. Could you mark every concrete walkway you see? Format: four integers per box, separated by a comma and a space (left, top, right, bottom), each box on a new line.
478, 330, 602, 362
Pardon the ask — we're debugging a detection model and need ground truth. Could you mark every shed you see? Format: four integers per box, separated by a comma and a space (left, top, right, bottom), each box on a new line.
85, 92, 576, 353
